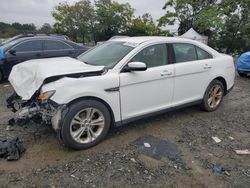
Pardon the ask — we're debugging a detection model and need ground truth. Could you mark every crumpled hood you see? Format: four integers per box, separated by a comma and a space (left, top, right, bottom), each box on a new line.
9, 57, 104, 100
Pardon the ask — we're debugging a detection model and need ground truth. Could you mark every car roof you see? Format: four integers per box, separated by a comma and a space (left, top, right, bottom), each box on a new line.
109, 36, 195, 45
14, 36, 68, 42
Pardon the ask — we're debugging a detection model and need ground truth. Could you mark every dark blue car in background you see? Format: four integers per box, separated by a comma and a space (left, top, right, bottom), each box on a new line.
0, 36, 89, 81
237, 52, 250, 77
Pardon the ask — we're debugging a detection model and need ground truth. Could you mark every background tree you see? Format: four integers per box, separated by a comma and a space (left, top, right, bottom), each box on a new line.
52, 2, 78, 41
95, 0, 134, 41
39, 23, 53, 34
159, 0, 250, 54
126, 13, 170, 36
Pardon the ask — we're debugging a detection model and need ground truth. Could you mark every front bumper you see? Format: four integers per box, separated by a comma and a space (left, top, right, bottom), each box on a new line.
6, 92, 64, 130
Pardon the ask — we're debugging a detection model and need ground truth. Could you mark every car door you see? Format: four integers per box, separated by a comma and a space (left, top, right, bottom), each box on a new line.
119, 43, 174, 121
171, 43, 213, 106
43, 39, 75, 58
4, 39, 43, 77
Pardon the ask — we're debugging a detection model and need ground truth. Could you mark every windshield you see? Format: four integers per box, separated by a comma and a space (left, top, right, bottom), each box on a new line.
77, 41, 135, 68
0, 36, 19, 46
0, 40, 18, 51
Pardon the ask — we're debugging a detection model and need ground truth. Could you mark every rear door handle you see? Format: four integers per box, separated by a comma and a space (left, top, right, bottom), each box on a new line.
204, 64, 212, 70
161, 70, 173, 76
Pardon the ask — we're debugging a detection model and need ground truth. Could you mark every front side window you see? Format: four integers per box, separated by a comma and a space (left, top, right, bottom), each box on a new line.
13, 40, 43, 52
44, 40, 72, 51
173, 43, 197, 63
77, 41, 135, 68
131, 44, 168, 68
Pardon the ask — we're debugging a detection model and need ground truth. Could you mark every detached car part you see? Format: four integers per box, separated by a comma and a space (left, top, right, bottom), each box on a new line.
0, 137, 26, 161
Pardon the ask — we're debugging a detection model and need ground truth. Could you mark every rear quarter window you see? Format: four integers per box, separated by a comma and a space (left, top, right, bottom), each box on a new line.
196, 47, 213, 60
173, 43, 213, 63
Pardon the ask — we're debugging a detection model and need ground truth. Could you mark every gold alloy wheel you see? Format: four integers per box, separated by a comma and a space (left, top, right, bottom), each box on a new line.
207, 85, 223, 109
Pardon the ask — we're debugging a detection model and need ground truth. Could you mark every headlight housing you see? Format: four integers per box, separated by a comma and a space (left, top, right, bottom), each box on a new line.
38, 90, 56, 102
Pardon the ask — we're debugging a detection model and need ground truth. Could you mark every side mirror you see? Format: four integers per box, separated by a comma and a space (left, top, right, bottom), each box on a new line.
124, 62, 147, 72
9, 50, 16, 56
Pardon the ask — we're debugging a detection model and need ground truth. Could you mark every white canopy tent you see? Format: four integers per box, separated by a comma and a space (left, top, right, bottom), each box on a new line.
180, 28, 208, 44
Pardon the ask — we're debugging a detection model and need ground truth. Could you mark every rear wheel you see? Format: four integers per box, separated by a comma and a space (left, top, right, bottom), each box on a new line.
201, 80, 225, 112
60, 99, 111, 150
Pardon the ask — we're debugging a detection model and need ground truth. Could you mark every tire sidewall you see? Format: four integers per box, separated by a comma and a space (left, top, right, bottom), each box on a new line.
61, 100, 111, 150
202, 80, 225, 112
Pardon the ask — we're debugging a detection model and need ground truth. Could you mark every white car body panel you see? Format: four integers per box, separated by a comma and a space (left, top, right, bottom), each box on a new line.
120, 65, 174, 120
42, 71, 121, 122
8, 57, 104, 100
9, 37, 235, 125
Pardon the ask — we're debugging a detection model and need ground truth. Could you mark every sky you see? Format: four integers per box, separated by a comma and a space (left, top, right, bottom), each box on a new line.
0, 0, 172, 28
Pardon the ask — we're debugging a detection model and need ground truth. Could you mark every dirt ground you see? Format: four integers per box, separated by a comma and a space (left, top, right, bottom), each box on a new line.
0, 75, 249, 188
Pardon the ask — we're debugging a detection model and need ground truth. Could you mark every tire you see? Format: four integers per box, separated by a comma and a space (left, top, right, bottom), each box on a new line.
238, 71, 247, 77
60, 99, 111, 150
201, 80, 225, 112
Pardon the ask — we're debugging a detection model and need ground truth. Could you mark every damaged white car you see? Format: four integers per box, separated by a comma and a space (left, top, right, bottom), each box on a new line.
6, 37, 235, 149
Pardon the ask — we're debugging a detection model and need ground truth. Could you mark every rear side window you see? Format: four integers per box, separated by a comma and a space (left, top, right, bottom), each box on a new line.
173, 43, 212, 63
13, 40, 43, 52
131, 44, 168, 68
196, 47, 212, 60
44, 40, 72, 51
173, 43, 197, 63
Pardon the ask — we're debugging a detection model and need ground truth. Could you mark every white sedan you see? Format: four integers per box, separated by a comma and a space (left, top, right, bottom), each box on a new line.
7, 37, 235, 149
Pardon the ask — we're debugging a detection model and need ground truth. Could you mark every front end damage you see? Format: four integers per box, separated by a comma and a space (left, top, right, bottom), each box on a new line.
6, 57, 106, 132
6, 91, 65, 132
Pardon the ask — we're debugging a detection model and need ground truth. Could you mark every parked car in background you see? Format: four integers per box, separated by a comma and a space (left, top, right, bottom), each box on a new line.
237, 52, 250, 77
7, 37, 235, 149
97, 35, 130, 45
0, 34, 70, 46
0, 36, 89, 81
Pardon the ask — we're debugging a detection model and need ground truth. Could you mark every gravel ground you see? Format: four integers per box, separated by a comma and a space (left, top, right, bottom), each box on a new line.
0, 75, 249, 188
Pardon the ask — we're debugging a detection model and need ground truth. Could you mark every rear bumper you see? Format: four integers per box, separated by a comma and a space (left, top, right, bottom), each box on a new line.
226, 84, 234, 95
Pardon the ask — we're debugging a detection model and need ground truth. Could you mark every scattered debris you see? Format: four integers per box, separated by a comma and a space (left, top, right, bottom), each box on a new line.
6, 125, 14, 131
131, 135, 181, 160
130, 158, 136, 163
144, 143, 151, 148
3, 84, 10, 88
202, 160, 230, 176
234, 149, 250, 155
70, 174, 80, 180
0, 137, 26, 161
224, 171, 231, 176
212, 136, 222, 143
213, 165, 225, 174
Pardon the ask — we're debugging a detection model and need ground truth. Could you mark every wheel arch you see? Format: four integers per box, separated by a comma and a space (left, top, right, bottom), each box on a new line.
213, 76, 227, 95
66, 96, 116, 126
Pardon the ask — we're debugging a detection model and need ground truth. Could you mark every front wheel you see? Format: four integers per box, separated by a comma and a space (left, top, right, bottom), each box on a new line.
60, 99, 111, 150
201, 80, 225, 112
